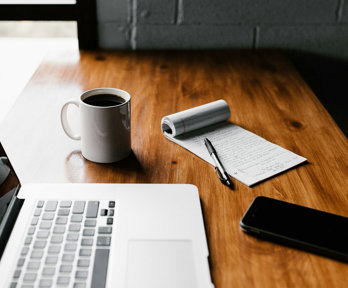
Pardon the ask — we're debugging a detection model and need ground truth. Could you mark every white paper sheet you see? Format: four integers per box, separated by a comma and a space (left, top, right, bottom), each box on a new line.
161, 100, 307, 186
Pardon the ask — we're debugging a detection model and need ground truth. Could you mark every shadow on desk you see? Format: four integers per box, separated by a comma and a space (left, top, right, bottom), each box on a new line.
286, 51, 348, 138
65, 150, 148, 183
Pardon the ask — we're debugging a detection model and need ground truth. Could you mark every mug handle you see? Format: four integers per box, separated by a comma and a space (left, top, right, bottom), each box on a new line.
60, 100, 81, 140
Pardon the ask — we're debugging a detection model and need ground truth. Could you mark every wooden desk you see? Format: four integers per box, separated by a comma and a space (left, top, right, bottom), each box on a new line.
1, 50, 347, 287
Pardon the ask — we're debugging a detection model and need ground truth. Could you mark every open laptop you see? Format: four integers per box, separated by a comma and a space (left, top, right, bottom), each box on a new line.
0, 141, 213, 288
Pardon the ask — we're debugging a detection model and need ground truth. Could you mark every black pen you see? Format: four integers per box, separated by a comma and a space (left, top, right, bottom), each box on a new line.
204, 138, 234, 189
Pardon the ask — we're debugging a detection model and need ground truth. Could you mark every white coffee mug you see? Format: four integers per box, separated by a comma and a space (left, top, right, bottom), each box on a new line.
61, 88, 131, 163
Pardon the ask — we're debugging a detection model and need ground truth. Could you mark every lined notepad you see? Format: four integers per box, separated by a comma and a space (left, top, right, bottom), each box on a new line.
161, 100, 306, 186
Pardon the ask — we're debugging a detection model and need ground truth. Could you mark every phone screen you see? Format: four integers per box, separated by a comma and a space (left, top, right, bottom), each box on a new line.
240, 196, 348, 261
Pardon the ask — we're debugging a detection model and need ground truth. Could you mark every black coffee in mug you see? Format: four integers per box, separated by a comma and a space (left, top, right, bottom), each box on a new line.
83, 94, 125, 107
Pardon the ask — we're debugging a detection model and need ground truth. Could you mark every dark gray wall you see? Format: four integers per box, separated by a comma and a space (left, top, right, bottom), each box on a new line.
96, 0, 348, 59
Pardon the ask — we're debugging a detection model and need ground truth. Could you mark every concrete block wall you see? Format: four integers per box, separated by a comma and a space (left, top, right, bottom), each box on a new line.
97, 0, 348, 59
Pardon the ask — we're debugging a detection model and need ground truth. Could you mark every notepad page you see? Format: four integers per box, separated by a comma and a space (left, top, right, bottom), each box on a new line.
165, 122, 306, 186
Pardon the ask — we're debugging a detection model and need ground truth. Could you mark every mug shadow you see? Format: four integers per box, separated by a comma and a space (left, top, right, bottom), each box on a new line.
65, 150, 149, 183
105, 150, 149, 181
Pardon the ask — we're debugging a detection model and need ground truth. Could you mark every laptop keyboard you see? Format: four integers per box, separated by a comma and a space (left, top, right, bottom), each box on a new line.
10, 200, 116, 288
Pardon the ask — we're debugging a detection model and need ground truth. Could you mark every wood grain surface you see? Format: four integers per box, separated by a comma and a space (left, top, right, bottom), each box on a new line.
1, 49, 347, 287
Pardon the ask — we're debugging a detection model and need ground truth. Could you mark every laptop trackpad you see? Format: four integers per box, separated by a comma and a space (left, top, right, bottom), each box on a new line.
126, 240, 197, 288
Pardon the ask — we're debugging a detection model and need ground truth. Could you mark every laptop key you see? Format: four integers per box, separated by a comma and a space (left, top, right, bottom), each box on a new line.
25, 237, 33, 245
31, 250, 44, 259
27, 227, 36, 235
21, 246, 29, 256
45, 201, 58, 212
86, 201, 99, 218
17, 258, 25, 267
64, 243, 77, 252
39, 279, 52, 288
91, 249, 109, 288
60, 264, 73, 273
53, 226, 66, 234
71, 215, 83, 222
37, 201, 44, 208
109, 201, 115, 208
27, 227, 35, 235
77, 259, 90, 268
27, 261, 40, 270
51, 235, 63, 244
81, 238, 93, 246
108, 209, 114, 216
58, 208, 70, 216
72, 201, 86, 214
48, 245, 61, 254
97, 236, 111, 246
55, 217, 68, 225
69, 224, 81, 232
106, 218, 113, 225
45, 256, 58, 265
42, 212, 54, 220
37, 230, 50, 239
60, 201, 72, 208
79, 248, 92, 257
84, 220, 96, 227
74, 283, 87, 288
34, 208, 42, 216
75, 270, 88, 279
23, 272, 37, 282
67, 233, 79, 241
31, 217, 39, 226
62, 253, 75, 262
98, 227, 112, 234
42, 267, 56, 276
40, 221, 52, 230
57, 276, 70, 286
83, 229, 95, 236
13, 269, 21, 279
34, 240, 47, 249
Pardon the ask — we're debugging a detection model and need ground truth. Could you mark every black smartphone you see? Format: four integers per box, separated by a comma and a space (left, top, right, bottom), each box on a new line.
240, 196, 348, 262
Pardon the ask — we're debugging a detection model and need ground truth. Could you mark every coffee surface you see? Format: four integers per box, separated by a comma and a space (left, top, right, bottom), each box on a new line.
83, 94, 125, 107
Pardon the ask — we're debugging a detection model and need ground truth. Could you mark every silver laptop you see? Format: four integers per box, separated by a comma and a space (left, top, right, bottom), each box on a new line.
0, 141, 213, 288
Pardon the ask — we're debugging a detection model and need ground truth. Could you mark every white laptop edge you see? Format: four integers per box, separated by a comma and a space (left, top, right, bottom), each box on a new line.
0, 183, 214, 288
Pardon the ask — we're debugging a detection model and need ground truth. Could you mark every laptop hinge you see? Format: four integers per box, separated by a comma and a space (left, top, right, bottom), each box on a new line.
0, 185, 24, 259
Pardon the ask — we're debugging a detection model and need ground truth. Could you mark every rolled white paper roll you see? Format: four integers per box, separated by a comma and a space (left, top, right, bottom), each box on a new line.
161, 99, 230, 137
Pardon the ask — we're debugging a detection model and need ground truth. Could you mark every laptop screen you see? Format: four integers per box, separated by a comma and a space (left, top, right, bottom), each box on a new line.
0, 141, 20, 222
